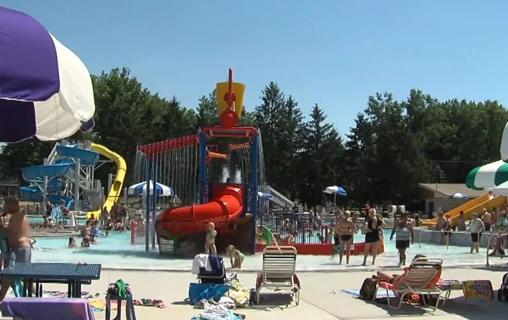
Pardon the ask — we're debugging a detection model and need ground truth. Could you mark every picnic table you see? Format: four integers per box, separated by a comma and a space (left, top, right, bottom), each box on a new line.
0, 262, 101, 298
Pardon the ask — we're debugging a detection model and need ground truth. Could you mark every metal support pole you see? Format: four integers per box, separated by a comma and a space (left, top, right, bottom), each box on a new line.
250, 132, 260, 253
198, 131, 208, 204
145, 159, 152, 252
151, 159, 157, 249
42, 157, 49, 215
74, 158, 81, 211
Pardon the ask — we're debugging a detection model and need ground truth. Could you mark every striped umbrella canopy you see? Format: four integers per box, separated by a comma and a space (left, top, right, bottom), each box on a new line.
466, 160, 508, 190
0, 6, 95, 143
128, 180, 174, 197
323, 185, 347, 196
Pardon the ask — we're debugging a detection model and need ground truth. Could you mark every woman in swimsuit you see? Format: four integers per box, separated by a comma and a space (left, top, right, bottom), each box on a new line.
337, 211, 354, 264
363, 209, 381, 266
390, 214, 414, 266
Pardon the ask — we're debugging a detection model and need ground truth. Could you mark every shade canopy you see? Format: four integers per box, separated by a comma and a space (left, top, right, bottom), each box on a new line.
0, 6, 95, 142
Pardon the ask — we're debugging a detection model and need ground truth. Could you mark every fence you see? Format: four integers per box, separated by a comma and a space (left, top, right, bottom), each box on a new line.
261, 214, 332, 244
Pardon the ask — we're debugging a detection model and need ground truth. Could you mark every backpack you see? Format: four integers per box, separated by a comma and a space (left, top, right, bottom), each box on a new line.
359, 277, 377, 301
498, 273, 508, 302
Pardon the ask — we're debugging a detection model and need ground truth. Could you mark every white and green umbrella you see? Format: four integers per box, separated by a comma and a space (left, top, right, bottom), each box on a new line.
466, 160, 508, 190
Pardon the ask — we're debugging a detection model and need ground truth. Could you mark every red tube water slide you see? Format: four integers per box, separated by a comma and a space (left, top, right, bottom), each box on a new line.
155, 185, 244, 238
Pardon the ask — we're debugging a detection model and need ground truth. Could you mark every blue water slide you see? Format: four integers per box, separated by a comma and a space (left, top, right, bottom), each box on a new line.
56, 145, 99, 166
47, 178, 63, 193
47, 195, 73, 206
19, 186, 43, 202
22, 163, 73, 181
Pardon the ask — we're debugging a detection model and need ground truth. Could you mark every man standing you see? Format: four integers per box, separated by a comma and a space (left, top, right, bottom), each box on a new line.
482, 208, 492, 232
0, 197, 32, 301
469, 213, 485, 254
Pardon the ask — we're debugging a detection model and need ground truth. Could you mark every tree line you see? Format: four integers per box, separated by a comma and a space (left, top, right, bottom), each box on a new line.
1, 68, 507, 209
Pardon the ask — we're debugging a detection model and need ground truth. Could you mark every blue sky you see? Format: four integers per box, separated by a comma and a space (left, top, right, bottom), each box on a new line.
3, 0, 508, 135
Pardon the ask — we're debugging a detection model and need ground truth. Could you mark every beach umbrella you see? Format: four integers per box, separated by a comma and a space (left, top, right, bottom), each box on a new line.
128, 180, 174, 197
323, 185, 347, 196
0, 6, 95, 143
466, 160, 508, 190
323, 185, 347, 209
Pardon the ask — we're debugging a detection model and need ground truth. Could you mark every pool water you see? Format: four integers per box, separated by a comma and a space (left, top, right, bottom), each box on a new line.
31, 229, 491, 271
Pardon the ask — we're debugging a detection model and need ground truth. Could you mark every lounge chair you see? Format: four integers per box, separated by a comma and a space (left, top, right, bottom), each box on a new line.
375, 258, 444, 309
255, 246, 300, 305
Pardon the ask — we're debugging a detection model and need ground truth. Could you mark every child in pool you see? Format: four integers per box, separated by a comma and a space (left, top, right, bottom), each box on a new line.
226, 245, 245, 269
205, 222, 217, 255
68, 237, 77, 248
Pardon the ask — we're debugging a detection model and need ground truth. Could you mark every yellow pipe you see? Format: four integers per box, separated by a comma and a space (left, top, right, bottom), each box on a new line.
87, 143, 127, 219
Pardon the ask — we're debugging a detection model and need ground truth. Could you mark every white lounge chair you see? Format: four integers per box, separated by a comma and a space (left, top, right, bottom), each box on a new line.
255, 246, 300, 305
376, 258, 444, 309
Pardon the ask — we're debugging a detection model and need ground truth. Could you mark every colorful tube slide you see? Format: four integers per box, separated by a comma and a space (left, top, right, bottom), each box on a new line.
156, 185, 243, 238
87, 143, 127, 219
423, 193, 506, 227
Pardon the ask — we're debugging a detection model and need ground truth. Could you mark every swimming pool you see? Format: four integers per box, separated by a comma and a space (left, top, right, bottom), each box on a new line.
31, 229, 491, 271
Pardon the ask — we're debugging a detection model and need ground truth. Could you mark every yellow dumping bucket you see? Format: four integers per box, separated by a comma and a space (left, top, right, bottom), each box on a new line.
216, 82, 245, 120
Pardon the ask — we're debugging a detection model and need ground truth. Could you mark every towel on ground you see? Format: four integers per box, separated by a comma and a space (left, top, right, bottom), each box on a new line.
192, 254, 213, 274
208, 255, 222, 274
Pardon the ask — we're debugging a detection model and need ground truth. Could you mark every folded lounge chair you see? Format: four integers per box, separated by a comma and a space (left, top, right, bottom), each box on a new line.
376, 258, 444, 309
255, 246, 300, 305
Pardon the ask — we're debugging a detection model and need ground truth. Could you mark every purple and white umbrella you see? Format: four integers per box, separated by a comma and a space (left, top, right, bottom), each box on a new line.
0, 6, 95, 143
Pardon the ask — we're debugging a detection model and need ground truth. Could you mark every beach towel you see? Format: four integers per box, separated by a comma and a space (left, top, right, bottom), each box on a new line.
208, 256, 222, 274
225, 280, 250, 307
342, 288, 395, 299
191, 301, 243, 320
188, 283, 230, 305
192, 254, 212, 274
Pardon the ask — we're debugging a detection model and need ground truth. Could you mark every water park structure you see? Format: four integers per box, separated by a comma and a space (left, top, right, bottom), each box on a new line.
135, 69, 264, 254
20, 141, 126, 219
132, 69, 384, 257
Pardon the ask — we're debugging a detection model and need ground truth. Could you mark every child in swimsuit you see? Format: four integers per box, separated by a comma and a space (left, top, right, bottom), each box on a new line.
205, 222, 217, 255
226, 245, 244, 269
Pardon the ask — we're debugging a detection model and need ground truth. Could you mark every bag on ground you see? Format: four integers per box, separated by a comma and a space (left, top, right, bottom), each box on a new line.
359, 277, 377, 301
498, 273, 508, 302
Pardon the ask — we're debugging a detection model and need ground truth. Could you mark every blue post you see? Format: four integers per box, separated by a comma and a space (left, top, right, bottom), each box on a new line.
250, 131, 260, 253
151, 157, 157, 249
198, 131, 208, 204
145, 158, 152, 252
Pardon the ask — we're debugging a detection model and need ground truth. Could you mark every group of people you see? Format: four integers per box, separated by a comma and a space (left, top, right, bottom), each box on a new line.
334, 208, 420, 267
434, 205, 508, 254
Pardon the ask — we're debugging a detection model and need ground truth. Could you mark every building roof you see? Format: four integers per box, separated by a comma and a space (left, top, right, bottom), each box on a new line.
418, 183, 485, 198
0, 180, 19, 187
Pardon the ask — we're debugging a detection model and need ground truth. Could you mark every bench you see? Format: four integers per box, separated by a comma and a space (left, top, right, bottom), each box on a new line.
0, 297, 95, 320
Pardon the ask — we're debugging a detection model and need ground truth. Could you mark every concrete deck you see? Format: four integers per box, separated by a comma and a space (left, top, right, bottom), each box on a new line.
31, 266, 508, 320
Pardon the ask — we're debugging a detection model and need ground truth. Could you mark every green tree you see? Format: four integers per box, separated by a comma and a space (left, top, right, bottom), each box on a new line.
254, 83, 305, 197
195, 90, 219, 129
297, 104, 345, 205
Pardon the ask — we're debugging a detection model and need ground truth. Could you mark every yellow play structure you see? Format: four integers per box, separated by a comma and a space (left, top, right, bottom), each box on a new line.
423, 193, 506, 228
87, 143, 127, 218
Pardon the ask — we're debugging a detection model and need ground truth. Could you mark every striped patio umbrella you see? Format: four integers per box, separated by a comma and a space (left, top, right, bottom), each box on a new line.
0, 6, 95, 143
128, 180, 174, 197
466, 160, 508, 190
